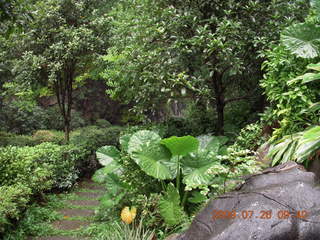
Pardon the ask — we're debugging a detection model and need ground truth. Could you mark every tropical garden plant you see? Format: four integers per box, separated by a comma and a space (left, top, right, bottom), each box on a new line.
93, 130, 260, 227
264, 0, 320, 166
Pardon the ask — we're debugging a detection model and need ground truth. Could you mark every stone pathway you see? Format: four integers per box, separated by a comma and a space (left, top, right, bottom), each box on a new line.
27, 179, 105, 240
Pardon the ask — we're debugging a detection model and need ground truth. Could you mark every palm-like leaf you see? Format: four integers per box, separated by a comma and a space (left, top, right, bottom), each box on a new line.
281, 23, 320, 58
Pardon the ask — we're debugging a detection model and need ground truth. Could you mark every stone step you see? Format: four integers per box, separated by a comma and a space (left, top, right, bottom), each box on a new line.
52, 220, 90, 231
68, 199, 100, 207
75, 191, 104, 199
58, 208, 95, 218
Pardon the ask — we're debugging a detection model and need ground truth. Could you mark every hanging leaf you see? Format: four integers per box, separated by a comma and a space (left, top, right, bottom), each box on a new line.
158, 183, 186, 226
307, 62, 320, 71
96, 146, 121, 166
128, 130, 174, 180
281, 23, 320, 58
160, 136, 199, 156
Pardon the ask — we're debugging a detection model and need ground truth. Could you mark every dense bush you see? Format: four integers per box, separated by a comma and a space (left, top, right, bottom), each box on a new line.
32, 130, 64, 145
70, 125, 123, 175
0, 143, 80, 190
0, 184, 32, 233
0, 103, 88, 135
235, 122, 267, 151
0, 142, 82, 233
0, 132, 36, 147
261, 45, 319, 139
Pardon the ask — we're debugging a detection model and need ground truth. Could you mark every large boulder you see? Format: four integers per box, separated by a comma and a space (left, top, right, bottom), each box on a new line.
177, 161, 320, 240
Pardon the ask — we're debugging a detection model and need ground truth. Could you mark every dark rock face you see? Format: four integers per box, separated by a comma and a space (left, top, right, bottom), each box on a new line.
178, 162, 320, 240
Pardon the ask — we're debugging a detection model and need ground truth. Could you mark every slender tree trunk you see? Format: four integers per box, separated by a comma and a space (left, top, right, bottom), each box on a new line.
55, 63, 74, 143
212, 72, 225, 135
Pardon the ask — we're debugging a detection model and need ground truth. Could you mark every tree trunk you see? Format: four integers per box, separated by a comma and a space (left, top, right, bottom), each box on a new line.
55, 63, 74, 143
64, 119, 70, 142
212, 72, 225, 135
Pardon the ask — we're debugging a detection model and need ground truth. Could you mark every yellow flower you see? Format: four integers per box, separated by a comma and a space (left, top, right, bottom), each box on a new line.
121, 206, 137, 224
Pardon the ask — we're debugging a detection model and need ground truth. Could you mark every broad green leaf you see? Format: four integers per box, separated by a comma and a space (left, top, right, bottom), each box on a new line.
296, 139, 320, 162
128, 130, 174, 180
188, 191, 208, 204
181, 150, 217, 169
301, 73, 320, 84
160, 136, 199, 156
302, 126, 320, 141
281, 23, 320, 58
119, 134, 131, 152
96, 146, 121, 166
197, 135, 220, 153
100, 192, 126, 208
104, 173, 130, 195
269, 137, 294, 166
307, 62, 320, 71
92, 161, 121, 183
159, 183, 185, 226
183, 162, 228, 190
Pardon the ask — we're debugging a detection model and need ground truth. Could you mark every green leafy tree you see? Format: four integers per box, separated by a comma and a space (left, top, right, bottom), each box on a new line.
103, 0, 308, 134
2, 0, 110, 141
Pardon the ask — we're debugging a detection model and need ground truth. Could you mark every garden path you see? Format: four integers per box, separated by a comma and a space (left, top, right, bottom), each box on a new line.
27, 179, 105, 240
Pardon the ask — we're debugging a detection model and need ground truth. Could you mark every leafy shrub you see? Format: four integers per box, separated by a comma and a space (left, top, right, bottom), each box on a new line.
260, 44, 318, 139
235, 123, 267, 151
161, 117, 194, 137
0, 103, 49, 134
70, 125, 123, 175
44, 106, 88, 131
0, 143, 79, 191
95, 119, 112, 128
0, 132, 36, 147
0, 184, 32, 233
32, 130, 64, 145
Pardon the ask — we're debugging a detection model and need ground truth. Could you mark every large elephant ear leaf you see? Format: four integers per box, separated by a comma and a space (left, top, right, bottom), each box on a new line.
160, 136, 199, 156
96, 146, 121, 166
128, 130, 174, 180
183, 162, 228, 190
281, 23, 320, 58
119, 134, 131, 152
159, 183, 186, 226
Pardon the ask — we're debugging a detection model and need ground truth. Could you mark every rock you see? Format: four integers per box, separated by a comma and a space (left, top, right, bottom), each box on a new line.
177, 161, 320, 240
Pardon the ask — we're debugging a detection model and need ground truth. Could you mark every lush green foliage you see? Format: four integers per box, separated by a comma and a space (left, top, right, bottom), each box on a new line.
93, 129, 260, 230
268, 126, 320, 166
261, 1, 320, 167
1, 0, 111, 140
102, 0, 308, 134
235, 123, 267, 151
0, 142, 82, 232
